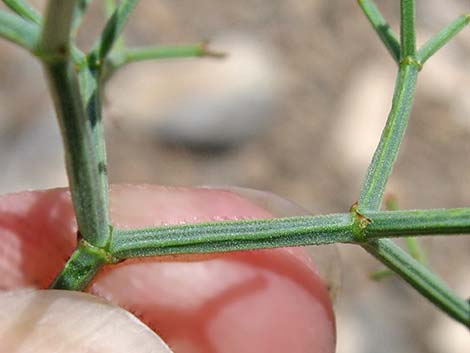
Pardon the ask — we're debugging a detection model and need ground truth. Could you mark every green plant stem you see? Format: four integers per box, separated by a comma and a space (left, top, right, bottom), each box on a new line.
71, 0, 93, 36
0, 8, 39, 50
365, 208, 470, 237
39, 0, 110, 248
109, 208, 470, 259
2, 0, 41, 24
405, 236, 426, 263
50, 240, 111, 290
370, 196, 427, 280
111, 213, 353, 259
358, 64, 418, 211
364, 239, 469, 326
358, 0, 401, 63
109, 43, 222, 69
417, 14, 470, 65
400, 0, 416, 58
385, 195, 426, 263
355, 0, 468, 322
89, 0, 139, 64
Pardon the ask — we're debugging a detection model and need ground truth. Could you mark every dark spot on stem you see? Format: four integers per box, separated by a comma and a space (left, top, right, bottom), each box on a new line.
98, 162, 107, 175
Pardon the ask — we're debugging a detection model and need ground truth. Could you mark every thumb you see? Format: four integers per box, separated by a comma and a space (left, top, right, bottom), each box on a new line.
0, 289, 173, 353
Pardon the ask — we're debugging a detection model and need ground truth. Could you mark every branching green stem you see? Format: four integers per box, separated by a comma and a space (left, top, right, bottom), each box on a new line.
358, 0, 401, 63
356, 0, 470, 326
417, 14, 470, 65
39, 0, 110, 248
0, 8, 39, 50
2, 0, 469, 328
2, 0, 41, 24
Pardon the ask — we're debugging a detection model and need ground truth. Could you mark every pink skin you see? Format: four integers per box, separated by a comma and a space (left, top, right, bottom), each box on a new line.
0, 185, 335, 353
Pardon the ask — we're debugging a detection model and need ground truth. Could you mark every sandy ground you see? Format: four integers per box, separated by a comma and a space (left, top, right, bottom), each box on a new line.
0, 1, 469, 352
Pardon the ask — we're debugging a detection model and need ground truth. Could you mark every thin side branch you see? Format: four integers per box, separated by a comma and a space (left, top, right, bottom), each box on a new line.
364, 239, 469, 326
109, 42, 225, 70
2, 0, 41, 24
358, 64, 418, 211
358, 0, 401, 63
417, 14, 470, 65
0, 9, 39, 50
71, 0, 93, 36
89, 0, 139, 64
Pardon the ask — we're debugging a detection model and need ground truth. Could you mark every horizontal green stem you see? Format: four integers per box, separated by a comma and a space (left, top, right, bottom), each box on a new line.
110, 208, 470, 259
417, 14, 470, 65
358, 64, 418, 211
111, 214, 353, 259
365, 208, 470, 237
358, 0, 401, 62
110, 43, 214, 68
50, 240, 110, 290
364, 239, 469, 326
3, 0, 41, 24
0, 8, 39, 50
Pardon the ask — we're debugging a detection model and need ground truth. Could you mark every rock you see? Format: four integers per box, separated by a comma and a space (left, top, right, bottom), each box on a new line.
106, 34, 286, 148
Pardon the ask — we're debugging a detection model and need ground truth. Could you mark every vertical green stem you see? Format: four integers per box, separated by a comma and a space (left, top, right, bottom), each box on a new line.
39, 0, 110, 248
400, 0, 416, 58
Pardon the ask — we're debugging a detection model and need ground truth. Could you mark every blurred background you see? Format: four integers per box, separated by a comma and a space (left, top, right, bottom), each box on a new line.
0, 0, 469, 352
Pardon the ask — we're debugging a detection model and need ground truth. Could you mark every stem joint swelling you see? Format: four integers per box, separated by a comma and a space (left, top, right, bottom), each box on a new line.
350, 202, 372, 243
400, 56, 422, 71
50, 238, 118, 291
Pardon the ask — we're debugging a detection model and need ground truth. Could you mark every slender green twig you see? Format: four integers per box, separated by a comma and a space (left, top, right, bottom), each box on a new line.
364, 239, 469, 326
109, 43, 225, 70
371, 196, 427, 280
71, 0, 93, 36
2, 0, 41, 24
109, 208, 470, 259
39, 0, 110, 248
358, 0, 401, 63
0, 8, 39, 50
400, 0, 416, 58
388, 196, 426, 263
89, 0, 139, 65
417, 14, 470, 65
358, 64, 418, 211
104, 0, 126, 53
